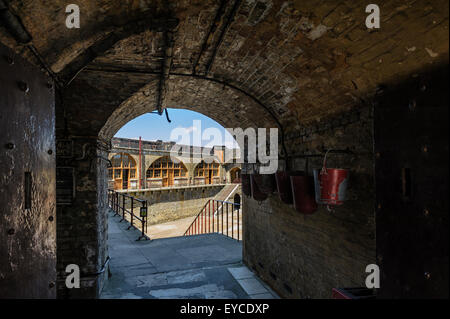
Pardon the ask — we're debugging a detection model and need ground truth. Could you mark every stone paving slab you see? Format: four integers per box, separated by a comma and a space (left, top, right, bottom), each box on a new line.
101, 210, 279, 299
227, 266, 255, 280
227, 266, 279, 299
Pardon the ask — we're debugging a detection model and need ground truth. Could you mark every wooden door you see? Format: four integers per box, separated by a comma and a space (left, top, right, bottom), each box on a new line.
168, 170, 174, 186
122, 169, 129, 189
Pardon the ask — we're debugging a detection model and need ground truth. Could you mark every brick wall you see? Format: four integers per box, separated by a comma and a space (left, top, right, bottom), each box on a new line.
243, 105, 376, 298
56, 138, 107, 299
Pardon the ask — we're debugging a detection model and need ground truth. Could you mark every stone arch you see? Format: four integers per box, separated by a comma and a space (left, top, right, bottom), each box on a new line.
1, 0, 444, 300
145, 155, 188, 188
229, 167, 241, 183
193, 160, 221, 185
108, 152, 137, 190
98, 75, 278, 142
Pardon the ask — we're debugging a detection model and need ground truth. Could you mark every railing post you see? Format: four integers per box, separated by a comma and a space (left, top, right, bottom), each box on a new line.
129, 197, 134, 229
121, 194, 126, 222
212, 200, 215, 232
208, 201, 210, 233
116, 192, 120, 215
237, 205, 240, 241
137, 200, 149, 241
226, 202, 229, 237
211, 201, 214, 233
145, 200, 148, 235
231, 202, 234, 239
221, 201, 224, 235
112, 192, 116, 214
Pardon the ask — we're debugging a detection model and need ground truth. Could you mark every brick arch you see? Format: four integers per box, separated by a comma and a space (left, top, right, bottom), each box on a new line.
145, 155, 189, 187
98, 74, 278, 141
227, 166, 241, 183
192, 159, 221, 170
0, 1, 179, 74
108, 152, 138, 190
145, 155, 188, 173
2, 0, 446, 299
1, 0, 447, 130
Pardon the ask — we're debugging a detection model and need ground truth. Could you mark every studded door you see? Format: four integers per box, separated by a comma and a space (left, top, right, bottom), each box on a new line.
0, 43, 56, 298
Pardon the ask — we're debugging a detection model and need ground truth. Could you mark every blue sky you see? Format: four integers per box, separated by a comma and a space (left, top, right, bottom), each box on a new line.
114, 108, 239, 148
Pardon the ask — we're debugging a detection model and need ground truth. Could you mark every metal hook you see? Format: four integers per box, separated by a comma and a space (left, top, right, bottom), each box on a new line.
164, 108, 172, 123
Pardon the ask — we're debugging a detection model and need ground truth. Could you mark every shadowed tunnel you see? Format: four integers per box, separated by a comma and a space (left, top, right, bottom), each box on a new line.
0, 0, 448, 299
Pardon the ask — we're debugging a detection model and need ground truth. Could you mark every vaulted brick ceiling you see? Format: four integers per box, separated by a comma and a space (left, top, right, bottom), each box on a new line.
1, 0, 448, 139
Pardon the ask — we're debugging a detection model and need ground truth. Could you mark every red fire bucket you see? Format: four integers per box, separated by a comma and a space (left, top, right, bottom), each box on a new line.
313, 151, 349, 205
275, 171, 304, 204
290, 175, 318, 214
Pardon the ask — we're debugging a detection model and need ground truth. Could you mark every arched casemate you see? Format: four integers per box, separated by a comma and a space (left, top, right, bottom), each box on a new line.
194, 161, 221, 185
229, 167, 241, 183
108, 153, 137, 190
146, 156, 188, 188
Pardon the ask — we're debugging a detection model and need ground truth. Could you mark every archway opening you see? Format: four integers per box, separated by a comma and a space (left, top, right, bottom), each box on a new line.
0, 0, 446, 301
234, 194, 241, 211
105, 108, 244, 236
100, 108, 248, 298
194, 160, 221, 185
230, 167, 242, 184
108, 153, 137, 190
146, 156, 188, 188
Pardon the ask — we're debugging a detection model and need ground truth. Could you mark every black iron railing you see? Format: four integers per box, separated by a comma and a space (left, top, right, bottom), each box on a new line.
184, 199, 242, 241
108, 189, 150, 241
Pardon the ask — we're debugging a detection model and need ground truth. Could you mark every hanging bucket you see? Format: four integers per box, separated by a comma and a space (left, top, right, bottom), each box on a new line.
313, 150, 349, 206
275, 171, 303, 204
241, 173, 251, 196
252, 173, 276, 194
250, 174, 268, 201
290, 175, 318, 214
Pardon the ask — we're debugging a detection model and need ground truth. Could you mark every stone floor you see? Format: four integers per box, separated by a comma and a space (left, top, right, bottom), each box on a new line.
146, 215, 196, 239
100, 210, 279, 299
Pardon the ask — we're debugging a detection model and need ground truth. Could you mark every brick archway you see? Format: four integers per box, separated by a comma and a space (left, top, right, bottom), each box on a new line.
229, 167, 241, 183
108, 152, 137, 190
145, 156, 188, 188
1, 0, 447, 299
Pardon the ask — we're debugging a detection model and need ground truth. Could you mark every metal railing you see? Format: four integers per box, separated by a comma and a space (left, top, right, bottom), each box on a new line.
184, 199, 242, 241
108, 190, 150, 241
